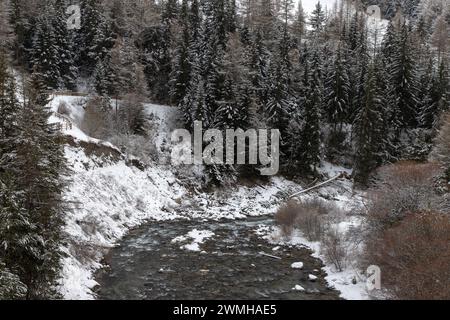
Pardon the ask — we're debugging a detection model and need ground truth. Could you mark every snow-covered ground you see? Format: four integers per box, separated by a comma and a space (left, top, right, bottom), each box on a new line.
48, 94, 369, 300
59, 145, 186, 299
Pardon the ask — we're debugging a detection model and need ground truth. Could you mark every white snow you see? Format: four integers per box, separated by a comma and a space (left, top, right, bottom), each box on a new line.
172, 229, 215, 252
59, 145, 186, 299
293, 285, 306, 292
53, 100, 187, 299
253, 162, 371, 300
264, 223, 370, 300
48, 94, 370, 301
309, 274, 318, 281
291, 262, 304, 269
46, 95, 118, 150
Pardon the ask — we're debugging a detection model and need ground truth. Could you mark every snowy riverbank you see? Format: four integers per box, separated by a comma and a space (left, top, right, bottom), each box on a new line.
49, 95, 370, 300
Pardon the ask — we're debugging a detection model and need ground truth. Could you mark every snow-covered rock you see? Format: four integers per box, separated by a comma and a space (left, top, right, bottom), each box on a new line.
291, 262, 304, 270
309, 274, 318, 282
292, 285, 306, 292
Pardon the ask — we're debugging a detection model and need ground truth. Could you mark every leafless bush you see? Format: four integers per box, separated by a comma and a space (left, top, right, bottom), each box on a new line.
275, 198, 340, 241
81, 96, 113, 140
275, 200, 299, 237
367, 162, 442, 231
294, 199, 331, 242
109, 134, 158, 164
365, 212, 450, 300
322, 228, 348, 272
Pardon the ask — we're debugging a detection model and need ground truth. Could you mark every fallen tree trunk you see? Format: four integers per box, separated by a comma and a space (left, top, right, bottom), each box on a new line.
289, 173, 344, 199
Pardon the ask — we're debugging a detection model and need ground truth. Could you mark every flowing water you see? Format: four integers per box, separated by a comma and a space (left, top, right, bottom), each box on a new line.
95, 217, 340, 300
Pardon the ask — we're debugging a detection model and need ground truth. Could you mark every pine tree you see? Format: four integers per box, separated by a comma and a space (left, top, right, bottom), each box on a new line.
309, 1, 326, 38
215, 34, 251, 130
12, 72, 68, 299
293, 0, 306, 43
418, 57, 437, 129
266, 0, 293, 134
9, 0, 35, 65
0, 174, 42, 300
170, 0, 192, 105
248, 31, 271, 120
225, 0, 237, 33
161, 0, 179, 23
93, 56, 115, 97
346, 16, 369, 124
117, 94, 148, 136
0, 0, 13, 49
0, 259, 27, 299
353, 61, 385, 185
214, 0, 228, 49
180, 0, 228, 130
325, 43, 350, 131
386, 22, 420, 128
0, 52, 21, 174
254, 0, 277, 43
78, 0, 114, 73
299, 51, 322, 174
53, 0, 78, 90
0, 54, 63, 300
31, 8, 61, 89
0, 54, 28, 282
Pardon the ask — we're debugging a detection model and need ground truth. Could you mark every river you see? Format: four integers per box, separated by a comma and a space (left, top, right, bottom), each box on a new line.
95, 216, 340, 300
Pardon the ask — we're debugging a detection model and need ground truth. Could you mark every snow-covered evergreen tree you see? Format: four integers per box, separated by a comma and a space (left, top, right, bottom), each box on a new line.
353, 61, 385, 185
298, 50, 323, 174
11, 72, 68, 298
78, 0, 114, 74
30, 7, 61, 89
384, 22, 420, 128
325, 43, 350, 131
170, 0, 192, 105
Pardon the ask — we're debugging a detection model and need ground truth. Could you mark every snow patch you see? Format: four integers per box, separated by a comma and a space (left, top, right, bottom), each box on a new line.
292, 285, 306, 292
291, 262, 304, 270
58, 146, 185, 300
173, 229, 215, 252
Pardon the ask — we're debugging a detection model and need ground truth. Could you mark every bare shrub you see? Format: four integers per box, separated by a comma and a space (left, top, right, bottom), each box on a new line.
275, 200, 299, 237
81, 96, 112, 140
109, 134, 157, 164
365, 212, 450, 300
294, 199, 331, 242
275, 198, 339, 241
367, 162, 442, 231
57, 101, 71, 116
322, 228, 348, 272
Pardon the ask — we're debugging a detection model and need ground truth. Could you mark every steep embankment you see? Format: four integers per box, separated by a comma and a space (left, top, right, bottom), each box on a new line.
48, 95, 369, 300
